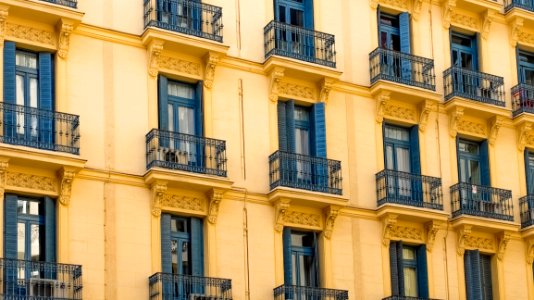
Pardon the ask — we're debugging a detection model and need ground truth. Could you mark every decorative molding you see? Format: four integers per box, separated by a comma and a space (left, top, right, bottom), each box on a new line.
382, 214, 398, 247
448, 107, 464, 137
269, 67, 285, 102
457, 119, 486, 136
0, 159, 9, 198
389, 225, 424, 241
481, 10, 496, 40
510, 17, 524, 46
497, 232, 511, 261
284, 211, 321, 227
369, 0, 379, 9
526, 237, 534, 264
274, 198, 291, 232
204, 52, 220, 90
464, 235, 494, 252
517, 122, 533, 152
456, 225, 472, 256
161, 193, 203, 212
159, 55, 201, 76
319, 78, 335, 103
384, 104, 417, 122
278, 82, 315, 100
323, 205, 341, 239
5, 23, 56, 46
150, 181, 167, 217
57, 19, 74, 59
426, 221, 444, 252
147, 39, 164, 77
379, 0, 410, 10
0, 6, 9, 46
442, 0, 457, 29
518, 30, 534, 47
6, 172, 57, 193
419, 100, 437, 133
58, 168, 76, 206
451, 12, 478, 31
411, 0, 423, 21
488, 116, 504, 146
375, 91, 391, 124
207, 188, 224, 224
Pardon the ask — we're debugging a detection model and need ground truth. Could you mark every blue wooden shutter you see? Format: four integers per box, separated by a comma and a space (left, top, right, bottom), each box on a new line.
158, 76, 169, 130
480, 254, 493, 300
416, 245, 429, 298
517, 47, 522, 84
160, 214, 172, 274
377, 7, 382, 45
311, 103, 326, 158
399, 12, 412, 81
4, 42, 16, 140
190, 217, 204, 276
456, 137, 463, 182
409, 126, 421, 174
480, 140, 490, 186
474, 33, 480, 71
396, 241, 405, 295
389, 241, 400, 296
312, 232, 320, 287
283, 227, 293, 285
464, 250, 482, 300
44, 197, 56, 263
277, 102, 288, 152
526, 150, 534, 195
4, 194, 18, 259
195, 81, 204, 136
304, 0, 314, 29
39, 53, 54, 147
286, 100, 296, 153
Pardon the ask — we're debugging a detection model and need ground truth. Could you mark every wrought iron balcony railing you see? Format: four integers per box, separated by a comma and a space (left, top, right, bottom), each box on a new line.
451, 182, 513, 221
146, 129, 227, 177
269, 150, 342, 195
520, 195, 534, 228
512, 83, 534, 117
273, 285, 348, 300
369, 48, 436, 91
0, 258, 82, 300
505, 0, 534, 12
149, 272, 232, 300
383, 297, 443, 300
0, 102, 80, 155
264, 20, 336, 68
40, 0, 77, 8
443, 67, 505, 106
144, 0, 223, 42
376, 169, 443, 210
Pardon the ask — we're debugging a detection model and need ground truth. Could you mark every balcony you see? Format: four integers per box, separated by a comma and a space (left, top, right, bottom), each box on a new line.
0, 103, 80, 155
149, 273, 232, 300
40, 0, 77, 8
146, 129, 227, 177
369, 48, 436, 91
264, 20, 336, 68
505, 0, 534, 12
512, 83, 534, 117
520, 195, 534, 228
443, 67, 505, 107
376, 169, 443, 210
269, 150, 342, 195
0, 258, 82, 299
450, 183, 513, 221
383, 297, 443, 300
273, 285, 348, 300
143, 0, 223, 43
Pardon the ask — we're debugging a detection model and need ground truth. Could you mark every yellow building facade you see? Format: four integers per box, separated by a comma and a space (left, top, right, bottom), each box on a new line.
1, 0, 534, 299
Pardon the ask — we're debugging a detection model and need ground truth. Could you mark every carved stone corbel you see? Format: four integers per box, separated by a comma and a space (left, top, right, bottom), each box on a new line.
269, 67, 285, 102
57, 19, 74, 59
456, 225, 472, 256
323, 205, 341, 239
497, 231, 511, 261
488, 116, 504, 146
0, 6, 9, 46
510, 17, 524, 47
382, 214, 398, 247
411, 0, 423, 21
148, 39, 165, 77
517, 123, 533, 152
375, 91, 391, 124
58, 168, 76, 207
207, 188, 224, 224
425, 221, 444, 252
0, 159, 9, 198
319, 78, 335, 103
274, 198, 291, 232
448, 107, 464, 138
419, 100, 437, 133
369, 0, 379, 9
526, 237, 534, 264
204, 52, 220, 90
481, 10, 496, 40
150, 181, 168, 217
442, 0, 456, 29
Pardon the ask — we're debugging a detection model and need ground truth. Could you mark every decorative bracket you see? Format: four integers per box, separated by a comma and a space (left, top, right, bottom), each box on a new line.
0, 158, 9, 199
323, 205, 341, 239
442, 0, 457, 29
382, 214, 398, 247
456, 224, 472, 256
319, 78, 335, 103
207, 188, 225, 224
57, 19, 74, 59
419, 100, 437, 133
204, 52, 221, 90
150, 181, 168, 217
509, 17, 524, 47
58, 168, 77, 207
526, 237, 534, 264
517, 122, 533, 152
481, 10, 496, 41
488, 116, 504, 146
448, 107, 464, 138
0, 6, 9, 46
148, 39, 165, 77
369, 0, 379, 9
497, 231, 511, 261
411, 0, 423, 21
375, 91, 391, 124
274, 198, 291, 232
425, 221, 444, 252
269, 67, 285, 102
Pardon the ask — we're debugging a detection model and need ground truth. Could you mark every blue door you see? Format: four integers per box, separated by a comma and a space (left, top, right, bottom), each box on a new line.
457, 139, 490, 209
384, 125, 412, 199
274, 0, 314, 60
451, 32, 478, 95
283, 229, 319, 299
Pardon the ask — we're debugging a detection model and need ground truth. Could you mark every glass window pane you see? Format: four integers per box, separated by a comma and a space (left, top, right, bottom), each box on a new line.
461, 53, 473, 70
29, 78, 38, 108
16, 75, 25, 107
171, 219, 187, 233
16, 52, 37, 69
167, 81, 194, 99
28, 201, 39, 215
469, 160, 480, 184
396, 147, 411, 172
291, 232, 314, 247
289, 8, 303, 27
17, 223, 25, 261
300, 254, 312, 286
295, 128, 310, 155
18, 200, 27, 214
30, 224, 40, 262
391, 34, 401, 51
381, 32, 388, 49
291, 253, 296, 285
386, 145, 394, 170
168, 104, 174, 132
181, 241, 189, 274
171, 240, 178, 274
402, 247, 416, 260
404, 267, 418, 297
178, 106, 195, 135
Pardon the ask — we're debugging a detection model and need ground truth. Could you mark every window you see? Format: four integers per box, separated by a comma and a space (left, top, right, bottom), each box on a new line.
3, 42, 54, 146
161, 214, 203, 275
518, 49, 534, 85
377, 8, 411, 80
283, 228, 319, 287
157, 0, 202, 32
389, 241, 428, 298
525, 150, 534, 195
457, 139, 489, 186
451, 32, 478, 71
464, 250, 493, 300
